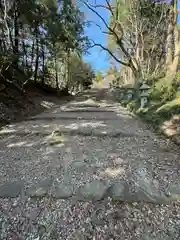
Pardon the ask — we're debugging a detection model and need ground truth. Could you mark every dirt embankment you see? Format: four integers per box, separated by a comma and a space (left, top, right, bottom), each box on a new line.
0, 82, 74, 127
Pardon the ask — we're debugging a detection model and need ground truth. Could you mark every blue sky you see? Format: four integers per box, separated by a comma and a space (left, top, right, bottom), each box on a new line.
82, 0, 110, 73
82, 0, 180, 74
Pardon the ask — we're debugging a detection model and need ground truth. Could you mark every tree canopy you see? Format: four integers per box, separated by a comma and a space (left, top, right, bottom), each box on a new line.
0, 0, 94, 94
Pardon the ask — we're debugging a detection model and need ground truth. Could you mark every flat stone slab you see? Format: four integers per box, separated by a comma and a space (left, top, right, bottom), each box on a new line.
27, 178, 53, 197
0, 181, 24, 198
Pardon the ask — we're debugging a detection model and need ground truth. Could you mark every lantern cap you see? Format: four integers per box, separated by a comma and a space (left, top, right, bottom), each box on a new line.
139, 83, 150, 90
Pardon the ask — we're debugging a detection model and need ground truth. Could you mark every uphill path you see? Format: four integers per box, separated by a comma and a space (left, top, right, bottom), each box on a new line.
0, 88, 180, 239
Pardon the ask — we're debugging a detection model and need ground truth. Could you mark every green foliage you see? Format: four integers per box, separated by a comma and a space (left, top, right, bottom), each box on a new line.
150, 78, 177, 103
68, 53, 94, 91
126, 100, 139, 112
136, 98, 180, 130
95, 71, 103, 82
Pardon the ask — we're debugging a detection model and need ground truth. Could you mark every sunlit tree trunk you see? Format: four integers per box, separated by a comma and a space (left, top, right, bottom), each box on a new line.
166, 0, 180, 78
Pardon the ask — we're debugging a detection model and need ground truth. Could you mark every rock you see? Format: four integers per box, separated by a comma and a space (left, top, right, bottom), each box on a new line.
132, 167, 169, 204
107, 130, 138, 138
49, 139, 63, 146
77, 180, 108, 201
108, 181, 126, 201
133, 182, 168, 204
49, 132, 65, 146
71, 231, 87, 240
0, 181, 24, 198
111, 210, 129, 220
53, 184, 73, 199
166, 183, 180, 200
38, 224, 47, 236
173, 135, 180, 145
108, 171, 169, 204
27, 178, 53, 197
69, 161, 87, 173
91, 215, 104, 226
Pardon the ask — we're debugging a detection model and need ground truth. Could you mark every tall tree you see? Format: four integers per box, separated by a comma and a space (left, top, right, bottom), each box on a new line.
84, 0, 171, 83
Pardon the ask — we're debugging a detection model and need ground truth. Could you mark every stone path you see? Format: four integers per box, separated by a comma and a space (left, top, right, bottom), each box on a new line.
0, 88, 180, 239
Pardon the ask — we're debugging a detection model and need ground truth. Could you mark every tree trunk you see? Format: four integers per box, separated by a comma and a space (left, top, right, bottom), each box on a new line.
165, 10, 174, 69
67, 49, 70, 86
13, 8, 20, 67
166, 0, 179, 78
34, 25, 39, 83
54, 54, 59, 90
22, 40, 28, 68
168, 24, 180, 76
31, 40, 35, 71
41, 43, 45, 85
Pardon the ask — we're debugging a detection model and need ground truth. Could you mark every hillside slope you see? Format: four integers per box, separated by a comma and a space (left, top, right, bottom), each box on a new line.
0, 83, 73, 127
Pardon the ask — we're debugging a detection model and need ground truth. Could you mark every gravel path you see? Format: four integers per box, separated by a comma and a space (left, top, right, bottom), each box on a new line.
0, 88, 180, 239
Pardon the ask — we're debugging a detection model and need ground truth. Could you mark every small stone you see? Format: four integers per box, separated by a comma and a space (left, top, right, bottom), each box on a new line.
132, 202, 138, 206
91, 216, 104, 226
12, 200, 18, 207
38, 224, 46, 236
71, 231, 87, 240
27, 178, 53, 197
0, 182, 23, 198
167, 183, 180, 200
112, 210, 129, 219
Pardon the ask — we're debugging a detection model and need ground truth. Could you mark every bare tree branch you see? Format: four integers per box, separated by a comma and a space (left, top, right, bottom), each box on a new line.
83, 1, 110, 32
82, 0, 134, 69
89, 39, 130, 67
87, 20, 112, 35
105, 0, 114, 17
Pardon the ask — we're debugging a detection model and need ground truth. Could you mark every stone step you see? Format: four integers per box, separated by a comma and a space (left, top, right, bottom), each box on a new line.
0, 176, 179, 204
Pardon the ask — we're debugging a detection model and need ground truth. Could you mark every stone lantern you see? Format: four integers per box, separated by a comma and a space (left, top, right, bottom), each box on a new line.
139, 83, 150, 108
124, 85, 134, 101
118, 88, 125, 100
127, 88, 133, 100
